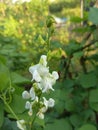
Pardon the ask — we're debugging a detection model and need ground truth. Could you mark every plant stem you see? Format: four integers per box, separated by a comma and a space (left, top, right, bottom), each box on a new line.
1, 95, 19, 120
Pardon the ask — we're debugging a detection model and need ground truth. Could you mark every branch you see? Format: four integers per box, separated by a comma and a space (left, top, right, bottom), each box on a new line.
71, 40, 98, 56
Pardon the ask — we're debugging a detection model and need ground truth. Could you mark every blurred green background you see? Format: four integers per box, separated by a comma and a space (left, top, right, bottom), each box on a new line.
1, 0, 98, 130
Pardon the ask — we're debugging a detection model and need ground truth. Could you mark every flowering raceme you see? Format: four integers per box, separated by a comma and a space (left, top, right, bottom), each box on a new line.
29, 55, 59, 92
17, 55, 59, 130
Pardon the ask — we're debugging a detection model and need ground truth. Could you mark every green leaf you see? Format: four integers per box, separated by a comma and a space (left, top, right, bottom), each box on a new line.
44, 119, 72, 130
63, 79, 74, 88
0, 63, 10, 91
5, 94, 26, 115
11, 72, 30, 85
78, 124, 97, 130
78, 73, 97, 88
89, 89, 98, 102
89, 89, 98, 111
65, 99, 76, 112
88, 7, 98, 25
87, 54, 98, 61
55, 100, 65, 114
35, 117, 45, 127
70, 16, 83, 23
0, 55, 7, 65
0, 118, 19, 130
0, 101, 4, 128
70, 114, 83, 128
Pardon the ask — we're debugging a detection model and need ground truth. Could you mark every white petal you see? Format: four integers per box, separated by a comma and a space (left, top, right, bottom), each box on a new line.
25, 101, 33, 116
25, 101, 31, 109
52, 71, 59, 80
40, 55, 47, 66
35, 96, 38, 102
22, 91, 30, 99
29, 87, 35, 100
41, 77, 54, 93
41, 106, 47, 113
36, 83, 42, 90
29, 65, 38, 74
17, 120, 26, 130
33, 70, 42, 82
48, 98, 55, 107
38, 65, 49, 76
28, 105, 33, 116
43, 97, 48, 108
37, 112, 44, 119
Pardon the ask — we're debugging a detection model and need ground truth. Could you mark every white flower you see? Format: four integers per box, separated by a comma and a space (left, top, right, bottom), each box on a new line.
37, 111, 44, 119
39, 55, 47, 67
33, 69, 42, 82
25, 96, 38, 116
22, 87, 35, 100
48, 98, 55, 107
37, 97, 55, 119
43, 97, 48, 109
25, 101, 33, 116
17, 120, 26, 130
22, 91, 30, 99
29, 87, 36, 100
29, 64, 49, 82
39, 73, 58, 93
52, 71, 59, 80
43, 97, 55, 108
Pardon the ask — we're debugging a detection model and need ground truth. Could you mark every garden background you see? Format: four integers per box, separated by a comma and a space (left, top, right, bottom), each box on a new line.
0, 0, 98, 130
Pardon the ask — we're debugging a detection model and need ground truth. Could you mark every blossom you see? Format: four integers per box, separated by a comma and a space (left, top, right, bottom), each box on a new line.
37, 110, 44, 119
43, 97, 55, 108
22, 87, 35, 100
22, 55, 58, 120
37, 72, 59, 93
29, 64, 49, 82
25, 101, 33, 116
25, 96, 38, 116
29, 55, 59, 93
52, 71, 59, 80
17, 120, 26, 130
48, 98, 55, 107
37, 97, 55, 119
39, 55, 47, 67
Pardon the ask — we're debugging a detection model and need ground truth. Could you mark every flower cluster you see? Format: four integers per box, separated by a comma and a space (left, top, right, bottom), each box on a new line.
17, 55, 59, 130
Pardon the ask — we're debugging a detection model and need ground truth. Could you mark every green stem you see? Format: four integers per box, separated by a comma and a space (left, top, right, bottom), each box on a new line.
1, 95, 19, 120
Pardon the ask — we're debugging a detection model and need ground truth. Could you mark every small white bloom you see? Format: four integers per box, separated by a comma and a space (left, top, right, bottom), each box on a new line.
40, 55, 47, 67
48, 98, 55, 107
33, 70, 42, 82
43, 97, 49, 109
43, 97, 55, 108
22, 87, 35, 101
41, 76, 55, 93
29, 87, 36, 100
22, 91, 30, 99
25, 101, 33, 116
34, 96, 39, 102
37, 111, 44, 119
25, 101, 31, 109
52, 71, 59, 80
17, 120, 26, 130
29, 56, 49, 82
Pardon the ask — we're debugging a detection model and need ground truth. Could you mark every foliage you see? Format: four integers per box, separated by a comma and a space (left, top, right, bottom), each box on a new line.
0, 0, 98, 130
